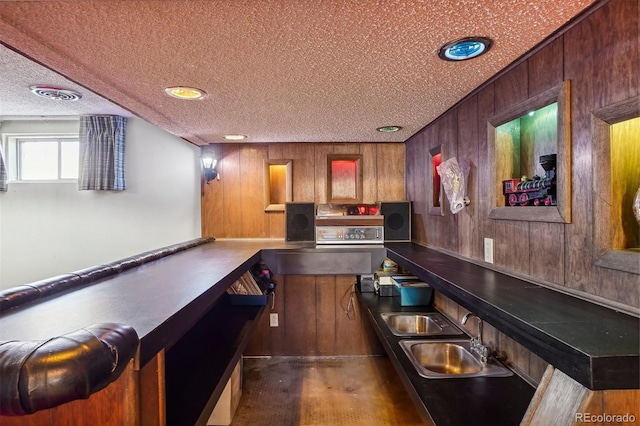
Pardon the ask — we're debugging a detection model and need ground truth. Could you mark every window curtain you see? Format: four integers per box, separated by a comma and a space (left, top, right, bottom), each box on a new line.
79, 115, 126, 190
0, 145, 7, 192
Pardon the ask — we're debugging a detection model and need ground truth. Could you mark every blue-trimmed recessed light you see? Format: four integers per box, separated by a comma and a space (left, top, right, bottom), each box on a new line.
438, 37, 493, 61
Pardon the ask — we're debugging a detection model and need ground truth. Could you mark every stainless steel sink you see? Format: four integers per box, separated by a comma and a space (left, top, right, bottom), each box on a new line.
380, 312, 464, 337
399, 339, 513, 379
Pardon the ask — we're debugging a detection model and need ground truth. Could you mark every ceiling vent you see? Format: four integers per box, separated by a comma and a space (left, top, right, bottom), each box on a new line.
29, 85, 82, 101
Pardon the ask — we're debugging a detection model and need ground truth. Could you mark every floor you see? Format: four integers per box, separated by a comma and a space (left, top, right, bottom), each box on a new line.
229, 356, 424, 426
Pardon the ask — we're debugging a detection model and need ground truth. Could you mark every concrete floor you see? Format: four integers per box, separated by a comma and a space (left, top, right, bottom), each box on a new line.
229, 356, 424, 426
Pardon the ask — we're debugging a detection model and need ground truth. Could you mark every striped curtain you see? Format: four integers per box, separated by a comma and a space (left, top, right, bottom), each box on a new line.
78, 115, 126, 190
0, 145, 7, 192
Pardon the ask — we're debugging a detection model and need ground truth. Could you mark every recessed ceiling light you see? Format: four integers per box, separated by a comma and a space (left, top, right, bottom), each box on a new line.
164, 86, 206, 100
222, 134, 247, 140
30, 85, 82, 101
438, 37, 493, 61
376, 126, 402, 133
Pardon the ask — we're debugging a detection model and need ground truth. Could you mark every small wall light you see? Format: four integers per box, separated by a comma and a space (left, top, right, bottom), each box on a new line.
202, 153, 219, 183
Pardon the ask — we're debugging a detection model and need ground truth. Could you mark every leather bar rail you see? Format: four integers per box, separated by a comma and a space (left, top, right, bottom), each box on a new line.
0, 237, 214, 312
0, 323, 139, 416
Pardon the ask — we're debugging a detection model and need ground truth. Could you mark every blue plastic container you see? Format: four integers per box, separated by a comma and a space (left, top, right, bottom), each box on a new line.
392, 277, 433, 306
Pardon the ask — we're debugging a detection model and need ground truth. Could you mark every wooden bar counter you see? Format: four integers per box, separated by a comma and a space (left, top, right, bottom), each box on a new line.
0, 239, 637, 425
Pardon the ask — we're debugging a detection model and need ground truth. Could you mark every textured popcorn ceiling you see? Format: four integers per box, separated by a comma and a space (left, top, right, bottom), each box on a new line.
0, 0, 595, 145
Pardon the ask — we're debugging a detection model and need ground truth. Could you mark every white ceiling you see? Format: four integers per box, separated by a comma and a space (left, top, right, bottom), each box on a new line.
0, 0, 596, 145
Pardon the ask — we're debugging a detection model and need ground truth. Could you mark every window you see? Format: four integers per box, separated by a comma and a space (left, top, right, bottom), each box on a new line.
7, 136, 79, 181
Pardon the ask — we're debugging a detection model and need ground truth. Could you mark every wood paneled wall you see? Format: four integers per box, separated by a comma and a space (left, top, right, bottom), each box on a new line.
245, 275, 384, 357
202, 142, 405, 239
406, 0, 639, 312
201, 142, 403, 356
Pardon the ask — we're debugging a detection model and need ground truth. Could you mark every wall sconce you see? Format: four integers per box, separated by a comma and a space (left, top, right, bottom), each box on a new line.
202, 153, 219, 184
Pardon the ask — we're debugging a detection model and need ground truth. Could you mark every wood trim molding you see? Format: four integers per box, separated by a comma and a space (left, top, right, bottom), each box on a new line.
487, 80, 571, 223
326, 154, 363, 203
591, 95, 640, 275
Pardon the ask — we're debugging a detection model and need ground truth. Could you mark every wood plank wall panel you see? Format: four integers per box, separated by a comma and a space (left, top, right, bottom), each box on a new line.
376, 142, 406, 201
334, 275, 362, 355
565, 0, 639, 303
283, 143, 316, 202
283, 275, 317, 356
240, 145, 270, 238
527, 36, 566, 285
405, 132, 427, 244
268, 273, 287, 356
492, 61, 531, 272
529, 222, 565, 285
201, 145, 225, 239
477, 84, 496, 250
563, 5, 604, 297
221, 146, 243, 238
316, 275, 337, 355
494, 220, 530, 275
528, 36, 564, 95
139, 351, 165, 426
495, 61, 529, 114
456, 95, 479, 260
597, 0, 639, 107
404, 0, 638, 310
426, 119, 444, 248
437, 110, 459, 252
360, 143, 378, 202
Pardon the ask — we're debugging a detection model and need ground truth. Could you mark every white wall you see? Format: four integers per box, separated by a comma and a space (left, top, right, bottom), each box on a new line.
0, 117, 201, 288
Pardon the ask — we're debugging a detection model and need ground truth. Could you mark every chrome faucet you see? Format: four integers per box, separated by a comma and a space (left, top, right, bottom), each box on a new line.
461, 312, 489, 362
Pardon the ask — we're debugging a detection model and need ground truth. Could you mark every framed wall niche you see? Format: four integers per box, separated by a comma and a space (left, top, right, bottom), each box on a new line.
326, 154, 363, 203
592, 95, 640, 275
263, 159, 292, 211
487, 80, 571, 223
428, 145, 444, 216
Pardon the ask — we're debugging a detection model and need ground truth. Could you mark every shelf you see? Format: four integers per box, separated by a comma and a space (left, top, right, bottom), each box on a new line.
165, 293, 265, 426
384, 242, 640, 390
592, 95, 640, 275
487, 81, 571, 223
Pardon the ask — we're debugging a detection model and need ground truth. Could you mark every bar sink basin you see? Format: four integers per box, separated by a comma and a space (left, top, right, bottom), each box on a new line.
380, 312, 464, 337
399, 339, 513, 379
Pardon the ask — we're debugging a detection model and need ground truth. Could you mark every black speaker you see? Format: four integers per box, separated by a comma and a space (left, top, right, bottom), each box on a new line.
285, 202, 315, 242
381, 202, 411, 242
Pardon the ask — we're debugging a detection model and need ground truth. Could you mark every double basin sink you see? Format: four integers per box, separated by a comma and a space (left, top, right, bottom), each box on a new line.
380, 312, 512, 379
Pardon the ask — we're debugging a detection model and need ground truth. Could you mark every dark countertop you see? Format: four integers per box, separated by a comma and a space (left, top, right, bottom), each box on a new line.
0, 239, 288, 367
1, 239, 637, 392
357, 292, 535, 426
384, 243, 640, 391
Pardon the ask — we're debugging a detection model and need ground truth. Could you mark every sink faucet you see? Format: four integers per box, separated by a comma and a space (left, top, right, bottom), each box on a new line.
461, 312, 489, 362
